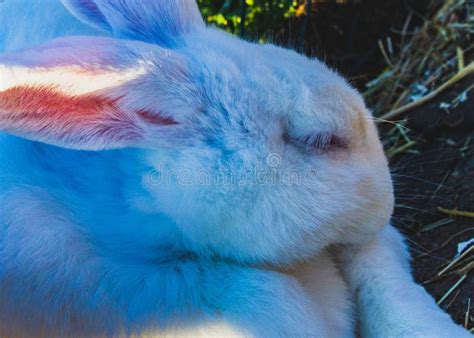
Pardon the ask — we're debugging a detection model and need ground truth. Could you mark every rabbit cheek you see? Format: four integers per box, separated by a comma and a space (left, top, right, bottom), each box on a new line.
357, 176, 393, 228
351, 164, 394, 240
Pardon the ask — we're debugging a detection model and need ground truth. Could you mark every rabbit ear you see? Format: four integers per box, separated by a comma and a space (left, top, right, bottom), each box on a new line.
61, 0, 204, 47
0, 36, 188, 151
60, 0, 112, 32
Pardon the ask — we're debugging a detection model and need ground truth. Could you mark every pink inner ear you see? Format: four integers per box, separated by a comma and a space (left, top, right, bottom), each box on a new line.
0, 85, 142, 147
1, 86, 114, 120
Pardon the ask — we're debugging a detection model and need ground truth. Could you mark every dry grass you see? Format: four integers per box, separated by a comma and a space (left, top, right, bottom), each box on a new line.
363, 0, 473, 329
364, 0, 474, 118
370, 0, 474, 159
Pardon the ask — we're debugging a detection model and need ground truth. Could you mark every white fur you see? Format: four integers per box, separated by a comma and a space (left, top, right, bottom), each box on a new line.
340, 225, 472, 338
0, 0, 471, 337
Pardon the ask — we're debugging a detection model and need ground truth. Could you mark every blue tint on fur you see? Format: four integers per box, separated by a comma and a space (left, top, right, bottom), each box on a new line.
2, 1, 469, 337
0, 2, 377, 335
62, 0, 205, 47
0, 2, 322, 332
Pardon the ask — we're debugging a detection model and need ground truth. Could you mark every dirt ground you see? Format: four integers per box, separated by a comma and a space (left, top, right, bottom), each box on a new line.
389, 75, 474, 327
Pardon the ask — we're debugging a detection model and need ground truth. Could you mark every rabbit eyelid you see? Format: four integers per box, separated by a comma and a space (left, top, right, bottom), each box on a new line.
284, 132, 349, 153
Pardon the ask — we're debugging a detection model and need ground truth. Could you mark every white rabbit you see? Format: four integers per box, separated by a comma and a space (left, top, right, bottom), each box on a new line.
0, 0, 470, 337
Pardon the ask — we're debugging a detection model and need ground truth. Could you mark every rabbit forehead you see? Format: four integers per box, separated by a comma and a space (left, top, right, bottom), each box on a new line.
188, 34, 364, 127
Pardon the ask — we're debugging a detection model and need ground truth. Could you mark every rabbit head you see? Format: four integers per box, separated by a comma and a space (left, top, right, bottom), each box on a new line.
0, 0, 393, 264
